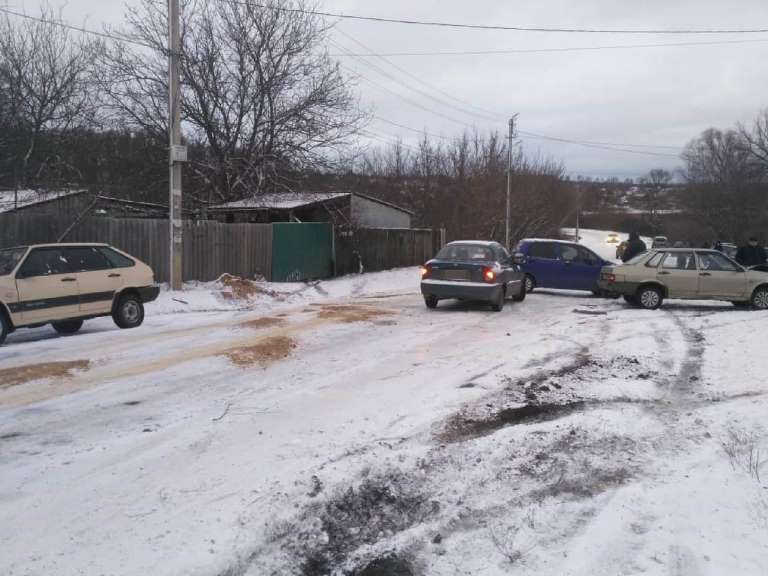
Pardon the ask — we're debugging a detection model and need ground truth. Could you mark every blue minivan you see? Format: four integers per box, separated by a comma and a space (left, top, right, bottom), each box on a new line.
516, 239, 611, 294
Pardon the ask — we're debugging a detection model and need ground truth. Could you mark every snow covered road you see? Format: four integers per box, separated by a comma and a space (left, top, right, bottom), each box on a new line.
1, 271, 767, 576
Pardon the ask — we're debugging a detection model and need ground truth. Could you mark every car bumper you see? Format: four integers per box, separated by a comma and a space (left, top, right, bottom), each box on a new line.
421, 279, 502, 302
138, 285, 161, 303
596, 280, 638, 296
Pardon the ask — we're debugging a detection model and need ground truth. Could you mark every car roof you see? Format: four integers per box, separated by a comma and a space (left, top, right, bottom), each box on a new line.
446, 240, 498, 247
519, 238, 581, 246
21, 243, 110, 248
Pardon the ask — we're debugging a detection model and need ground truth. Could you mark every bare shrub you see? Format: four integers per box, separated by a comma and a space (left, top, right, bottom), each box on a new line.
722, 427, 766, 483
488, 522, 535, 565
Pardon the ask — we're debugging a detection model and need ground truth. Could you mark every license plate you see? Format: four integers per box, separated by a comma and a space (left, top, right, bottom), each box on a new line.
444, 270, 470, 281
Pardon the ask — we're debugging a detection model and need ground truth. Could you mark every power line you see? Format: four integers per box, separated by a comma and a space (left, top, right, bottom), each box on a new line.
0, 6, 153, 49
232, 3, 768, 35
329, 37, 768, 57
334, 28, 502, 122
332, 40, 498, 125
519, 131, 681, 157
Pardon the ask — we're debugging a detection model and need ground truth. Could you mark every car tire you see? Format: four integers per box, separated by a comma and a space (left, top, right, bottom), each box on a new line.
750, 287, 768, 310
113, 293, 145, 329
52, 320, 84, 335
512, 282, 526, 302
524, 274, 536, 293
0, 313, 8, 346
637, 286, 663, 310
424, 296, 438, 309
491, 288, 505, 312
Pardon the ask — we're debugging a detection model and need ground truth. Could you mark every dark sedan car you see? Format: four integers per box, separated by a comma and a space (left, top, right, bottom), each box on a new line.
420, 241, 526, 311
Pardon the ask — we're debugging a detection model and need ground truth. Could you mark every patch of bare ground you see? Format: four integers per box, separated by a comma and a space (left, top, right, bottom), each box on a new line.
266, 472, 430, 576
315, 304, 395, 324
0, 360, 90, 389
240, 316, 286, 330
224, 336, 296, 368
439, 401, 587, 444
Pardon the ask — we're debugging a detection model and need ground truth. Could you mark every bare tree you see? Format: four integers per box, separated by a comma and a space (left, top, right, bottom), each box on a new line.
0, 8, 102, 189
739, 108, 768, 177
641, 168, 672, 228
100, 0, 366, 204
682, 128, 764, 240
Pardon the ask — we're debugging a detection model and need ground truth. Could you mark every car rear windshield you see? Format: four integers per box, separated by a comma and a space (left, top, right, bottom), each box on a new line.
623, 252, 649, 265
436, 244, 493, 262
0, 247, 26, 276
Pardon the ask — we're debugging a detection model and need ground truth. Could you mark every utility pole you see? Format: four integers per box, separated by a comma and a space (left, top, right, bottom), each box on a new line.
505, 115, 517, 250
168, 0, 186, 290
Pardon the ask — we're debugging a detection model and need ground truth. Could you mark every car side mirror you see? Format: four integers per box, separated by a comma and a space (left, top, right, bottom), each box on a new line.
512, 252, 527, 265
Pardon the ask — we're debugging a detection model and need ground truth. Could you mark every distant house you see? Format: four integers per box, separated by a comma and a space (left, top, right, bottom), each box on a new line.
207, 191, 413, 229
0, 189, 183, 219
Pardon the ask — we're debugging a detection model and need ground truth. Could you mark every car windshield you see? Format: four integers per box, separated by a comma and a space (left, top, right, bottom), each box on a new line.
436, 244, 493, 262
0, 247, 26, 275
623, 252, 650, 265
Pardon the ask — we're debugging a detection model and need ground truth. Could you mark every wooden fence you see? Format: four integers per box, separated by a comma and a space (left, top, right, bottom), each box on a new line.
0, 213, 443, 282
335, 227, 443, 276
0, 214, 272, 283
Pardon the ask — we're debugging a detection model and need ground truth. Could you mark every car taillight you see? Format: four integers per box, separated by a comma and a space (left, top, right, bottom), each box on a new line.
420, 265, 429, 278
602, 273, 616, 283
483, 268, 496, 282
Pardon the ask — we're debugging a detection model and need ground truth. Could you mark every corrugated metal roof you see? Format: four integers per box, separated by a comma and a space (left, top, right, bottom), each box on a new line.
0, 189, 85, 213
210, 192, 350, 211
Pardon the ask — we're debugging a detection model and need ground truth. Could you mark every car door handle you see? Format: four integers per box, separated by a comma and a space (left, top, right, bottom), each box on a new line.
658, 271, 670, 275
108, 273, 121, 278
699, 272, 711, 277
61, 277, 77, 282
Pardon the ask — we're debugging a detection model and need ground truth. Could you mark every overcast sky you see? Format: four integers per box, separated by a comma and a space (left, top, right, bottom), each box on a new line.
10, 0, 768, 178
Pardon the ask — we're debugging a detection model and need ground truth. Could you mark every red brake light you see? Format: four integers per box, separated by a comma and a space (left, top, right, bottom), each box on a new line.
483, 268, 495, 282
606, 274, 616, 283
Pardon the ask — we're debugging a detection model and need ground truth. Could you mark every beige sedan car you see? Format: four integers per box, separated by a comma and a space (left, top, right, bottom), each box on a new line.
0, 243, 159, 345
597, 248, 768, 310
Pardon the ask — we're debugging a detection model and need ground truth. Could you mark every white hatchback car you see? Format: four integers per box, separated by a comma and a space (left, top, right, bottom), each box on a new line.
0, 243, 159, 345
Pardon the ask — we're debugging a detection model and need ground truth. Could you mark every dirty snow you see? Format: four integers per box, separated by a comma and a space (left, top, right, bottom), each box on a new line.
1, 234, 768, 576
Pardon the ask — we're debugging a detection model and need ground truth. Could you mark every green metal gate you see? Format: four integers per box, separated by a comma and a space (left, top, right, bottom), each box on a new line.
271, 223, 334, 282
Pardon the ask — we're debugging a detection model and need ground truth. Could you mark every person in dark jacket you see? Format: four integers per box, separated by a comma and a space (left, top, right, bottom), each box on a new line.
713, 240, 724, 253
621, 231, 647, 262
735, 237, 767, 268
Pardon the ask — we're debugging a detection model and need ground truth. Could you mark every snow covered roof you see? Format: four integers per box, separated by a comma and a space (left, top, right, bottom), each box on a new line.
210, 192, 349, 211
0, 189, 84, 213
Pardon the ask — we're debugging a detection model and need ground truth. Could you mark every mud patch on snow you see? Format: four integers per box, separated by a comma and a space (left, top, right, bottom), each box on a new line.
439, 402, 586, 443
240, 316, 286, 330
0, 360, 90, 389
354, 554, 415, 576
218, 273, 280, 301
225, 336, 296, 367
266, 472, 432, 576
315, 304, 395, 324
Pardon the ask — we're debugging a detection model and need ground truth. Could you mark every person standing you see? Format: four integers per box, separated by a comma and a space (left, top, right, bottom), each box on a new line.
735, 237, 767, 268
621, 231, 647, 263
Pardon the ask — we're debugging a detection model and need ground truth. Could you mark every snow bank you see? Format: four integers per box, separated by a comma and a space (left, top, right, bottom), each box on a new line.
148, 267, 420, 315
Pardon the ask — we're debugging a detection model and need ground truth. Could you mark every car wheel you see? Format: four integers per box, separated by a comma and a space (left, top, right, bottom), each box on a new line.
512, 281, 526, 302
524, 274, 535, 293
52, 320, 84, 335
750, 287, 768, 310
491, 288, 505, 312
0, 313, 8, 346
424, 296, 438, 309
113, 293, 145, 329
637, 286, 663, 310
